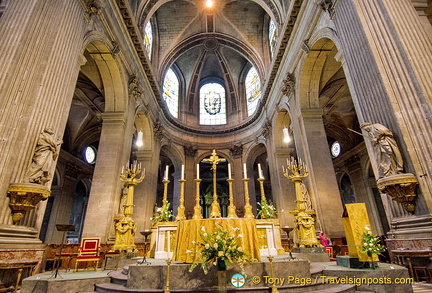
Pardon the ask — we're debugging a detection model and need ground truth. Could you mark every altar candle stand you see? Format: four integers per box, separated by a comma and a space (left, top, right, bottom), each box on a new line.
227, 178, 238, 218
193, 178, 203, 219
242, 177, 254, 219
162, 178, 170, 209
176, 179, 186, 221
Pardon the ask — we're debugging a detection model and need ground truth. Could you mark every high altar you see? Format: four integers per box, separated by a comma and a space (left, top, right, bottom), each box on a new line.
113, 150, 322, 265
146, 150, 286, 262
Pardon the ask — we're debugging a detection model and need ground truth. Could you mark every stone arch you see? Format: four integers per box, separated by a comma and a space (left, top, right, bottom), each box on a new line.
82, 33, 128, 112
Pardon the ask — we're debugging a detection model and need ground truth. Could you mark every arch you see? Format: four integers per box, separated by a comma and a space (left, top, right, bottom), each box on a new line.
297, 28, 342, 110
82, 32, 128, 113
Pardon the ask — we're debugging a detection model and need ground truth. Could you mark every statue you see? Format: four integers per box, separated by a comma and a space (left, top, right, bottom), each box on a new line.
361, 123, 403, 178
27, 127, 62, 185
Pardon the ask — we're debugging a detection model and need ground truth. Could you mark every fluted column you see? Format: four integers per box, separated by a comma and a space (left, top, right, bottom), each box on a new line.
336, 0, 432, 218
0, 0, 85, 229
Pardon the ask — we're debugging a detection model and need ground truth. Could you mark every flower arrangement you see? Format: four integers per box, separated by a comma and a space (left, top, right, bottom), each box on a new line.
360, 226, 386, 258
189, 223, 253, 274
150, 203, 173, 226
256, 199, 277, 219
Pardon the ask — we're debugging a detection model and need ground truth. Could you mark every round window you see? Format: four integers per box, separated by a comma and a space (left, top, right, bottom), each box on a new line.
331, 141, 341, 158
84, 146, 97, 164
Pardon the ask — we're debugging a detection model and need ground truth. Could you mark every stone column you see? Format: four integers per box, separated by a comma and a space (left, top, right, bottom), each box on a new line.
0, 0, 84, 239
336, 0, 432, 220
82, 112, 130, 241
297, 109, 345, 236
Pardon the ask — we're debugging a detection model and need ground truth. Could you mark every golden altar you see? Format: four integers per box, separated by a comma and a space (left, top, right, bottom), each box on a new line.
172, 218, 262, 263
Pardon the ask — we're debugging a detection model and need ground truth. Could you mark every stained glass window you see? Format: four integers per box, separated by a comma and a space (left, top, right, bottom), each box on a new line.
163, 68, 179, 118
269, 19, 277, 56
144, 21, 153, 60
245, 67, 261, 116
199, 83, 226, 125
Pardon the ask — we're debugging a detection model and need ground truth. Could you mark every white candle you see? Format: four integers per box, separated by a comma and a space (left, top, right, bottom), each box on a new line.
228, 163, 231, 179
243, 163, 247, 179
282, 165, 285, 173
196, 164, 200, 179
258, 163, 263, 179
181, 164, 184, 180
165, 165, 169, 180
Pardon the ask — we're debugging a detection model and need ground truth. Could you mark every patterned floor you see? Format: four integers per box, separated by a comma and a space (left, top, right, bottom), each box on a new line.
412, 282, 432, 292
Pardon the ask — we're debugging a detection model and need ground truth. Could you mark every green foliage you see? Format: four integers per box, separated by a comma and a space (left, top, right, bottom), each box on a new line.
256, 200, 277, 219
150, 203, 173, 226
189, 223, 253, 274
360, 226, 386, 258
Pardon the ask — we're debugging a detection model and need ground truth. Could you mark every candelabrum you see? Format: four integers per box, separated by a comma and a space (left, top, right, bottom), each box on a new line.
227, 178, 238, 218
164, 258, 172, 293
193, 179, 203, 219
242, 178, 255, 219
257, 177, 267, 202
268, 256, 279, 293
176, 179, 186, 221
113, 161, 145, 252
283, 156, 319, 248
162, 179, 170, 209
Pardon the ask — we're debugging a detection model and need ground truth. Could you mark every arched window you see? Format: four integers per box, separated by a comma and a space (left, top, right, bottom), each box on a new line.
245, 67, 261, 116
144, 21, 153, 60
269, 19, 277, 56
199, 83, 226, 125
163, 68, 179, 118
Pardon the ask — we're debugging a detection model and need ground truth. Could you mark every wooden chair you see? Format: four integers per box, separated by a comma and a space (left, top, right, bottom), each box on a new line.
74, 238, 101, 272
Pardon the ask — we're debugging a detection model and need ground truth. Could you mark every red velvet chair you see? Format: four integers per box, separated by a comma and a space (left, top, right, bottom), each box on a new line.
74, 238, 101, 271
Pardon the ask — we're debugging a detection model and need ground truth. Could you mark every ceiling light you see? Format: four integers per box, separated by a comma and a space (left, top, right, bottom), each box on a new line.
205, 0, 214, 8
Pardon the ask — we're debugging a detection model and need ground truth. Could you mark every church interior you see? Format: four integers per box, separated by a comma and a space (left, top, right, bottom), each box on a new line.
1, 0, 432, 292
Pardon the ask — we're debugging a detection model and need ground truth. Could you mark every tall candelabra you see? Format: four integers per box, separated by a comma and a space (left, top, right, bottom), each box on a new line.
257, 177, 266, 202
112, 161, 145, 252
283, 156, 319, 248
242, 178, 255, 219
193, 179, 203, 219
176, 179, 186, 221
162, 178, 170, 209
227, 178, 238, 218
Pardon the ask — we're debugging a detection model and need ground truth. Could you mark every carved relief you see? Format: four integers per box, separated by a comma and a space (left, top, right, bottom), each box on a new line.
281, 73, 296, 97
229, 145, 243, 158
184, 145, 198, 158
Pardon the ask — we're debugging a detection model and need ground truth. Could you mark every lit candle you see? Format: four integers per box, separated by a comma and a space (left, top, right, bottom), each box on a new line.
228, 163, 231, 179
181, 164, 184, 180
196, 164, 200, 179
165, 165, 169, 180
258, 163, 263, 179
243, 163, 247, 179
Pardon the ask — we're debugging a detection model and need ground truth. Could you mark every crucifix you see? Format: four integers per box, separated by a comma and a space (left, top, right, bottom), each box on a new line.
203, 149, 226, 218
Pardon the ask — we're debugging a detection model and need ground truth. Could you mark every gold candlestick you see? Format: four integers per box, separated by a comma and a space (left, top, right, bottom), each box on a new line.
176, 179, 186, 221
113, 161, 145, 252
164, 258, 172, 293
283, 157, 319, 247
227, 178, 238, 218
242, 178, 254, 219
257, 177, 266, 202
162, 179, 170, 209
268, 256, 279, 293
193, 179, 203, 219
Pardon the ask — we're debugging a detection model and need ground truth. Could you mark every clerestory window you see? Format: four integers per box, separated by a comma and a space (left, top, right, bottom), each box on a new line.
245, 67, 261, 116
269, 19, 277, 56
163, 68, 179, 118
144, 21, 153, 60
199, 83, 226, 125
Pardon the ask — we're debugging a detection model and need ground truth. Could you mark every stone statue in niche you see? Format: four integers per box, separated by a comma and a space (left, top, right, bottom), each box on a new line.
27, 127, 62, 185
361, 123, 404, 179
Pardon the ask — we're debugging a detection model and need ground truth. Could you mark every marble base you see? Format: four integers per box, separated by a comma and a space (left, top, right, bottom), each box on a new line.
127, 259, 310, 290
293, 247, 325, 253
336, 255, 368, 268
